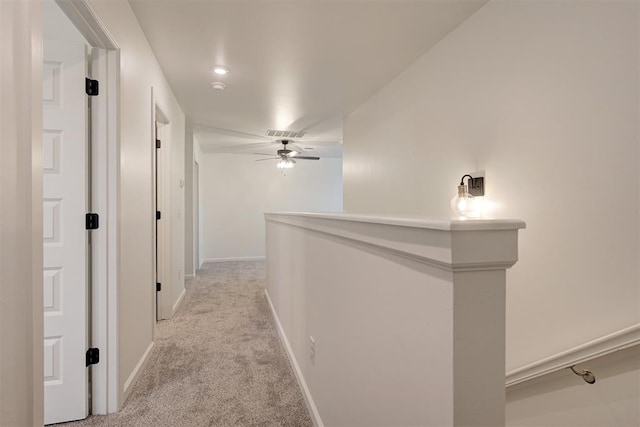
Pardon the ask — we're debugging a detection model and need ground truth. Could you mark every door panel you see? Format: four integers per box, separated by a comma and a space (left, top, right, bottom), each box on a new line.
43, 39, 88, 425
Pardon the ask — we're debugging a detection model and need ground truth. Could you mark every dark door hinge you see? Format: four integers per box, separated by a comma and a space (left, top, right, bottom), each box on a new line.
156, 211, 161, 220
156, 282, 162, 292
86, 348, 99, 366
156, 139, 161, 149
85, 78, 99, 96
86, 213, 99, 230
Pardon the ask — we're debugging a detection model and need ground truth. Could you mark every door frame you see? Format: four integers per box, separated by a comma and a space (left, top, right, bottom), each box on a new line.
152, 97, 171, 321
54, 0, 120, 414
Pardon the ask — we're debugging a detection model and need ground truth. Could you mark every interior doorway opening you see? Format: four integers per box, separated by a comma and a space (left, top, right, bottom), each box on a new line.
154, 103, 170, 321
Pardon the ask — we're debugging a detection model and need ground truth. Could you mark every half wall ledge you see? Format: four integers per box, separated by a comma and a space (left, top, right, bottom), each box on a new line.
264, 212, 526, 272
265, 212, 525, 427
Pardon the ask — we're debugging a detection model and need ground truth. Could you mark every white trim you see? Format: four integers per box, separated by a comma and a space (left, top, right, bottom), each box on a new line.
185, 274, 195, 279
122, 342, 154, 400
265, 211, 525, 232
172, 288, 186, 314
265, 214, 522, 272
55, 0, 117, 49
89, 43, 120, 416
506, 324, 640, 387
202, 256, 266, 263
151, 89, 159, 324
105, 46, 120, 414
89, 45, 108, 416
264, 290, 323, 427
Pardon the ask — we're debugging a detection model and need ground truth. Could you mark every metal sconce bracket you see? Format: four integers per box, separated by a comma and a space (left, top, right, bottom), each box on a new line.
460, 174, 485, 197
468, 176, 484, 197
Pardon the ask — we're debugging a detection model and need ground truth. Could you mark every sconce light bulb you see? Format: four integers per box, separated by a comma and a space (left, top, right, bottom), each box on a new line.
451, 184, 478, 219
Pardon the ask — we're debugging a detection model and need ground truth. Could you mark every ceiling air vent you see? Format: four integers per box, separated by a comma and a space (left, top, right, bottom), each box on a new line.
265, 129, 307, 139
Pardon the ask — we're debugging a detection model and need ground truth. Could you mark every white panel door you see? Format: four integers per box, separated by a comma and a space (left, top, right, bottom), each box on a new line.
43, 39, 89, 425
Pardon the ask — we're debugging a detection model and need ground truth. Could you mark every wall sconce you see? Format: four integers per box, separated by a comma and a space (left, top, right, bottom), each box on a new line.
451, 174, 485, 218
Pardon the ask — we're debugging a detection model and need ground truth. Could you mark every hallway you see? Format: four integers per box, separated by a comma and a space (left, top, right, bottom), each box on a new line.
68, 261, 312, 427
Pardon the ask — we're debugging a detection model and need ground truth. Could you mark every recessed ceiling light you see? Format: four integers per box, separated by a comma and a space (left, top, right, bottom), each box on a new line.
213, 66, 229, 75
211, 82, 226, 91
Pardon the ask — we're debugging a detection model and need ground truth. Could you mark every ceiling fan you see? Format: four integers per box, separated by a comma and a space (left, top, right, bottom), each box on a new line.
254, 140, 320, 169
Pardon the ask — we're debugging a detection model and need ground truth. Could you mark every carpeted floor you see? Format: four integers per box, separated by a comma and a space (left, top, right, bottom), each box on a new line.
66, 260, 312, 427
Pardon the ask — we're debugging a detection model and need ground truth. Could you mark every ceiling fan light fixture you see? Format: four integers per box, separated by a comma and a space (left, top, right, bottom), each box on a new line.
212, 65, 229, 75
277, 158, 295, 169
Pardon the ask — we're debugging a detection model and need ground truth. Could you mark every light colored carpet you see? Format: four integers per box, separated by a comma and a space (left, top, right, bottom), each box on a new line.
66, 260, 312, 427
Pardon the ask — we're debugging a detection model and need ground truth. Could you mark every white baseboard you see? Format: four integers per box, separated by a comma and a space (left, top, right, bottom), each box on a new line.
264, 290, 323, 427
172, 287, 186, 314
122, 341, 154, 402
506, 323, 640, 387
202, 256, 265, 263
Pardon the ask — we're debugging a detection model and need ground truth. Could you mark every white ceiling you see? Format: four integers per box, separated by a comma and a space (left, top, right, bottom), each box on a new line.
129, 0, 487, 158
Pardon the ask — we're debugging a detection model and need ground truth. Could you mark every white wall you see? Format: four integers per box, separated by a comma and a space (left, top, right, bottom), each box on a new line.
0, 2, 43, 425
343, 0, 639, 424
184, 130, 194, 276
168, 119, 185, 316
194, 139, 204, 269
86, 0, 186, 404
184, 131, 204, 274
200, 153, 342, 261
506, 346, 640, 426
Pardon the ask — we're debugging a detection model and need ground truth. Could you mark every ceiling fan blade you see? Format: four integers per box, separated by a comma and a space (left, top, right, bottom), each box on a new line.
293, 156, 320, 160
255, 158, 278, 162
288, 143, 304, 153
252, 153, 275, 156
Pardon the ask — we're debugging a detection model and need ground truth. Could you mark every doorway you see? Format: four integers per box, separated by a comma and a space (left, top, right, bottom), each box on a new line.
154, 104, 170, 321
155, 120, 163, 321
43, 0, 121, 419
